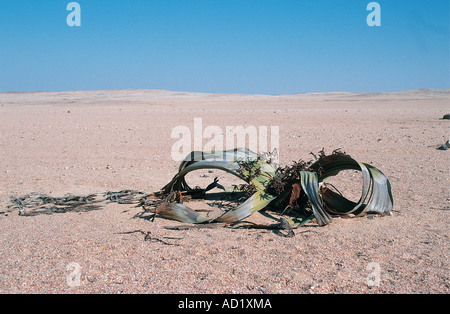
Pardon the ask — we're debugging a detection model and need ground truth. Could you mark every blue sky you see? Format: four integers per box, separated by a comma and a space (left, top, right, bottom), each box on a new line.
0, 0, 448, 94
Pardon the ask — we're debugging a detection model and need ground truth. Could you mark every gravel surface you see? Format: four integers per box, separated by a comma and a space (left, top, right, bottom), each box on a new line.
0, 89, 448, 293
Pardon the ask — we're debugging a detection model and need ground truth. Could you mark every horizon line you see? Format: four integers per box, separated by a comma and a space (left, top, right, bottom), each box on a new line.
1, 87, 449, 97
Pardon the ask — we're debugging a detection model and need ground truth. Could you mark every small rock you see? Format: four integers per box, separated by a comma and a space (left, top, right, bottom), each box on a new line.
437, 140, 449, 151
442, 114, 450, 120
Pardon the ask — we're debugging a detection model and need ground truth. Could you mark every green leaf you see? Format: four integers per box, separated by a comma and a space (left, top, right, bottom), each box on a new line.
309, 155, 393, 218
299, 171, 332, 226
155, 148, 393, 228
158, 148, 277, 224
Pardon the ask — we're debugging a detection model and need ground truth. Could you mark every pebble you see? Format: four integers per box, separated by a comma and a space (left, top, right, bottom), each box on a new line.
437, 140, 449, 151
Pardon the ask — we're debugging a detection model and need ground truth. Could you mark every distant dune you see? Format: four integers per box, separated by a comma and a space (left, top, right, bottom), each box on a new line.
1, 88, 448, 107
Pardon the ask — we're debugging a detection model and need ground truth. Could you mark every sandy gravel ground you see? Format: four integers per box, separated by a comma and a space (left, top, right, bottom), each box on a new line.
0, 89, 448, 293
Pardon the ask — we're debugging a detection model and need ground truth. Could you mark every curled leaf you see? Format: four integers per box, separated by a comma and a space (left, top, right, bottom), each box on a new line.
151, 149, 393, 231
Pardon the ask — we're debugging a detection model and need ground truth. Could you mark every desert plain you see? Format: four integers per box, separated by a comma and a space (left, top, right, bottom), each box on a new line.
0, 88, 448, 293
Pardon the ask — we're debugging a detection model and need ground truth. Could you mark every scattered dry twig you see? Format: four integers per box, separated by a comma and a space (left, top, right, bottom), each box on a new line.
115, 229, 181, 245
